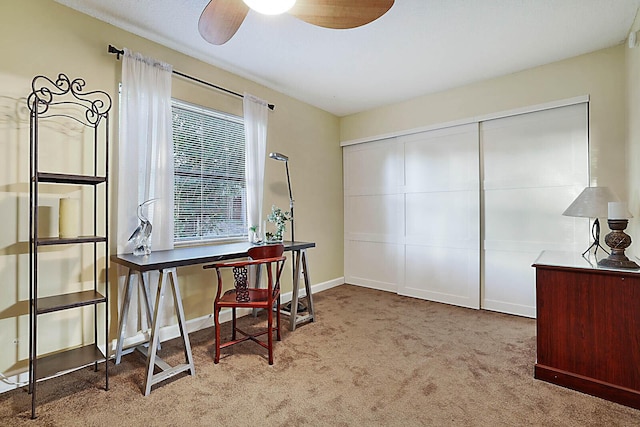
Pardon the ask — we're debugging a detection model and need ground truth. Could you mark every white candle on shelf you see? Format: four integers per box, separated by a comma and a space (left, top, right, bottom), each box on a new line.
608, 201, 631, 219
59, 198, 80, 238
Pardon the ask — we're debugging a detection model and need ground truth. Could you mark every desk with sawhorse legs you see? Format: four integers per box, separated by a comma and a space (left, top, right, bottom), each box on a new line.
111, 241, 315, 395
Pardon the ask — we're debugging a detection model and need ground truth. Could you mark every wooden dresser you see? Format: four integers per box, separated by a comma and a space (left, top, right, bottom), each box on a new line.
533, 251, 640, 409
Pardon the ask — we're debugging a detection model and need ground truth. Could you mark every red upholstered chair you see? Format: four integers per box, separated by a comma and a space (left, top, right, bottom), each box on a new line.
204, 244, 286, 364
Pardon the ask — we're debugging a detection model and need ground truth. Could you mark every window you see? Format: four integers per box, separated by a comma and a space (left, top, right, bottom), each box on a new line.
172, 99, 246, 243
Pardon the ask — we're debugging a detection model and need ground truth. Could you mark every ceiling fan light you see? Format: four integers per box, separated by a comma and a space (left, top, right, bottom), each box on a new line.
243, 0, 296, 15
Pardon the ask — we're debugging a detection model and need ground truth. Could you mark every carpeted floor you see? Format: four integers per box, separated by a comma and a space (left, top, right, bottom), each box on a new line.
1, 284, 639, 426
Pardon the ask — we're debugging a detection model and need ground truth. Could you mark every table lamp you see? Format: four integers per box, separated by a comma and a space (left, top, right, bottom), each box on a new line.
562, 186, 619, 257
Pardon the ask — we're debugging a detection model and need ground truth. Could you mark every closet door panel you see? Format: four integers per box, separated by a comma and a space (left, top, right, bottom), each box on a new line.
398, 124, 480, 308
481, 103, 589, 317
344, 140, 403, 292
483, 250, 536, 315
405, 129, 479, 193
404, 245, 474, 292
344, 138, 403, 196
344, 240, 400, 292
484, 187, 586, 250
405, 191, 477, 246
404, 244, 479, 309
483, 110, 587, 189
346, 194, 402, 240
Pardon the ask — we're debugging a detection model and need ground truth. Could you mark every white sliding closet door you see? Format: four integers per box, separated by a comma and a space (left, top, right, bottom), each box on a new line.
343, 101, 588, 318
344, 139, 403, 292
481, 103, 589, 317
397, 124, 480, 309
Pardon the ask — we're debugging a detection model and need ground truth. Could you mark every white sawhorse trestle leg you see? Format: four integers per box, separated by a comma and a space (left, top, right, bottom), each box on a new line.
285, 248, 315, 331
115, 269, 159, 365
115, 267, 195, 395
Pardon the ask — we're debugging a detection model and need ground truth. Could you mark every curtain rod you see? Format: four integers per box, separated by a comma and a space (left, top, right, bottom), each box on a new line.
108, 45, 274, 111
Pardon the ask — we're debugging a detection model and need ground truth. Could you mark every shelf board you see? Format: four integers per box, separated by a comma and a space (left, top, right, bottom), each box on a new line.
34, 345, 105, 381
35, 290, 106, 314
34, 172, 106, 185
36, 236, 107, 246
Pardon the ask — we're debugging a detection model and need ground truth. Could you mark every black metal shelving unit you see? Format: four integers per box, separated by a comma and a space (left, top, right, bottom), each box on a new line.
27, 74, 111, 419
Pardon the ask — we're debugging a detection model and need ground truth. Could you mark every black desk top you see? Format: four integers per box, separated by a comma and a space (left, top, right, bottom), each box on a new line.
111, 241, 315, 272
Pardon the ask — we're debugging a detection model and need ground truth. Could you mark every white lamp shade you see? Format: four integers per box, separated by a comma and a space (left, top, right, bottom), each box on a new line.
562, 186, 620, 218
608, 201, 633, 219
243, 0, 296, 15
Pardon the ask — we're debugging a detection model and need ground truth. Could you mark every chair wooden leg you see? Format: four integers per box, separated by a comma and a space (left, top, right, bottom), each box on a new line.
276, 297, 281, 341
267, 301, 273, 365
214, 306, 221, 364
231, 308, 236, 341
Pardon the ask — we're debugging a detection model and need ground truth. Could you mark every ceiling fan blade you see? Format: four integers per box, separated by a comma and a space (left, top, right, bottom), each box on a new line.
289, 0, 394, 30
198, 0, 249, 45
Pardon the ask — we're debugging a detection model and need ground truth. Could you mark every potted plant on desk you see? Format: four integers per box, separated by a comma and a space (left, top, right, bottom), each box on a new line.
265, 205, 291, 243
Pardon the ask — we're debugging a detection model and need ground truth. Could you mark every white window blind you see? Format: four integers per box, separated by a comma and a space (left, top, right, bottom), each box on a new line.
172, 100, 246, 243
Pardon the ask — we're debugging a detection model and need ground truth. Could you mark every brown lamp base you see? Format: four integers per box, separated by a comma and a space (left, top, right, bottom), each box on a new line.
598, 219, 640, 269
597, 256, 640, 269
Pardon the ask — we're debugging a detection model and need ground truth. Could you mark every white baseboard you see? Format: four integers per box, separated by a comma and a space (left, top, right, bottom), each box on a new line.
0, 276, 344, 395
482, 299, 536, 318
345, 277, 397, 293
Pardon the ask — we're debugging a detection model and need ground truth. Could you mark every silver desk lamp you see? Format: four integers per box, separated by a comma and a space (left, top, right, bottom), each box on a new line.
269, 152, 294, 242
269, 152, 306, 312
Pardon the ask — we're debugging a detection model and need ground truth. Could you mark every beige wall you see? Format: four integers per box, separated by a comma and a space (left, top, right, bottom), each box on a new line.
627, 9, 640, 255
0, 0, 343, 379
340, 45, 628, 195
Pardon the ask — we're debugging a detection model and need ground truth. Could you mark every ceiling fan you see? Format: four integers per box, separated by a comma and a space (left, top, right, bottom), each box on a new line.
198, 0, 395, 45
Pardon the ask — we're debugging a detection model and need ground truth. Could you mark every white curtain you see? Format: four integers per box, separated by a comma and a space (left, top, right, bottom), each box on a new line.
117, 49, 174, 253
243, 93, 269, 240
115, 49, 174, 347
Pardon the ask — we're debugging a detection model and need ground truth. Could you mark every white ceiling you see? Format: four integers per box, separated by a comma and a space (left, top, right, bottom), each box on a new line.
54, 0, 640, 117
